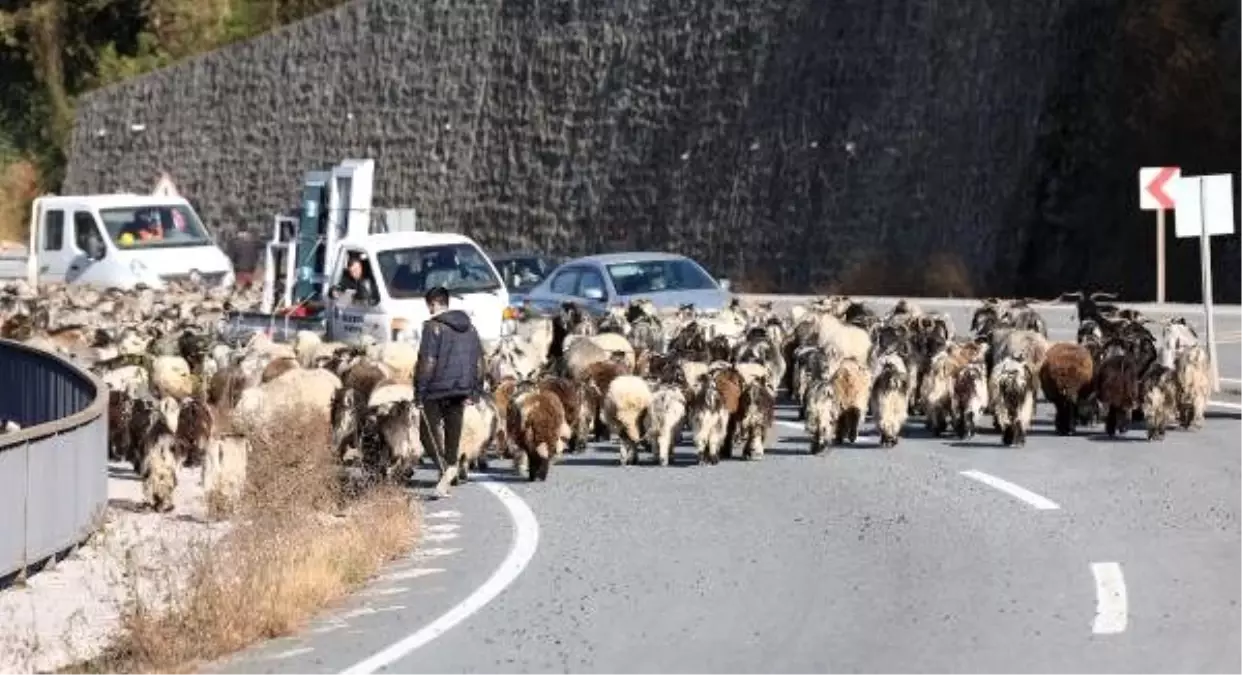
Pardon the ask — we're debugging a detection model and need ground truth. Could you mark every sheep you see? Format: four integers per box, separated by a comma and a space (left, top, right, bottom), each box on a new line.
737, 377, 775, 460
491, 376, 520, 460
579, 359, 630, 442
537, 376, 590, 454
202, 433, 250, 513
489, 334, 544, 383
646, 384, 688, 466
790, 345, 828, 418
511, 387, 570, 481
330, 386, 364, 464
870, 353, 909, 448
260, 356, 300, 383
102, 364, 149, 394
802, 380, 838, 455
827, 357, 871, 446
293, 330, 323, 368
1159, 318, 1199, 368
364, 399, 422, 485
951, 362, 989, 440
456, 397, 500, 481
1095, 344, 1143, 438
174, 396, 214, 467
601, 374, 653, 466
688, 372, 730, 465
921, 350, 958, 436
1141, 364, 1178, 441
378, 341, 419, 381
140, 418, 179, 513
231, 367, 342, 438
814, 314, 872, 369
563, 332, 636, 379
1174, 345, 1211, 430
151, 355, 195, 399
1038, 343, 1095, 436
990, 356, 1035, 447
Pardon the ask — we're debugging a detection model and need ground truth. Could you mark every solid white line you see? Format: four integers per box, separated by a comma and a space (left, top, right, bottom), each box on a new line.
1209, 400, 1242, 411
776, 420, 803, 430
959, 470, 1061, 510
338, 480, 540, 675
1091, 562, 1129, 635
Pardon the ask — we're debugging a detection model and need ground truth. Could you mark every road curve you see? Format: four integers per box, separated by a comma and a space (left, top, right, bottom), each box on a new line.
212, 297, 1241, 674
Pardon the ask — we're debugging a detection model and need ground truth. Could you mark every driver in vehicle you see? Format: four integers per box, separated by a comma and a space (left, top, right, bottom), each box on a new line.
331, 255, 376, 304
121, 209, 164, 241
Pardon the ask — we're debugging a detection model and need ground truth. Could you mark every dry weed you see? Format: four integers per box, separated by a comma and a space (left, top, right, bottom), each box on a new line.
78, 405, 419, 674
0, 158, 39, 245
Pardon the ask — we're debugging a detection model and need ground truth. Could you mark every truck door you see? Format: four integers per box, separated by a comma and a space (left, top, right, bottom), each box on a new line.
327, 248, 387, 343
36, 207, 71, 283
66, 210, 112, 285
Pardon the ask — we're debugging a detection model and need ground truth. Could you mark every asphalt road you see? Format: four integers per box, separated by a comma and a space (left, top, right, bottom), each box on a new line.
211, 296, 1241, 674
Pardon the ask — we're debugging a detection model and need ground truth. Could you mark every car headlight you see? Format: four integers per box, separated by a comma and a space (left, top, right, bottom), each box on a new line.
221, 270, 235, 288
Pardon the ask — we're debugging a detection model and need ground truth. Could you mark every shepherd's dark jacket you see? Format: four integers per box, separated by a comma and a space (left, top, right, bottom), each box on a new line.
414, 309, 485, 403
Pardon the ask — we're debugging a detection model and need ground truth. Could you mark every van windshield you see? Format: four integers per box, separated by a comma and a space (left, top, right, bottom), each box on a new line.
376, 243, 502, 298
101, 205, 212, 249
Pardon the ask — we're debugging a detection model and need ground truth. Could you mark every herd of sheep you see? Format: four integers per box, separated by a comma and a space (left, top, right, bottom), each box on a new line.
0, 280, 1217, 512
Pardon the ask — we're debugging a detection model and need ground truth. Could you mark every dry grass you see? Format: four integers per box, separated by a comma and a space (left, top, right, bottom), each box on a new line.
0, 158, 40, 245
77, 406, 419, 674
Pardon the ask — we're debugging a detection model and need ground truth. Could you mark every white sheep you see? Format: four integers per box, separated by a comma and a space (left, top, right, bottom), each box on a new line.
294, 330, 323, 368
951, 362, 989, 440
457, 397, 500, 479
1174, 345, 1210, 430
646, 384, 687, 466
151, 355, 195, 399
1160, 319, 1199, 369
870, 353, 909, 448
378, 341, 418, 381
564, 332, 636, 380
920, 350, 957, 436
601, 374, 653, 466
990, 356, 1034, 447
814, 314, 872, 367
689, 373, 730, 465
232, 367, 342, 438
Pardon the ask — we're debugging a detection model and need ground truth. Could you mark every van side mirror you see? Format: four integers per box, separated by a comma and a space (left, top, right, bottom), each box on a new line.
717, 278, 732, 292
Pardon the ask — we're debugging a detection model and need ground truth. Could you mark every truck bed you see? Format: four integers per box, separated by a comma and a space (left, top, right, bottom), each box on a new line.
219, 310, 328, 345
0, 250, 30, 280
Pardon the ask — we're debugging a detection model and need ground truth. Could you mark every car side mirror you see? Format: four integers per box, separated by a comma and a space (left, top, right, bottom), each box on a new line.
583, 286, 605, 301
87, 238, 105, 260
717, 277, 732, 292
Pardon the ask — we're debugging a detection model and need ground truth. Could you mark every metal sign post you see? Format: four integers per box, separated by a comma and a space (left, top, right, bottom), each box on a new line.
1139, 166, 1180, 303
1197, 180, 1219, 393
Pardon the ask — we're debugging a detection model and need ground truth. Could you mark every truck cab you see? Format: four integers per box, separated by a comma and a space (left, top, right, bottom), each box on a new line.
1, 194, 234, 290
325, 232, 512, 347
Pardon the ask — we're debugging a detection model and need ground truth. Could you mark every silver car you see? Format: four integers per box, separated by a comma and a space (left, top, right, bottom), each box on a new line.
521, 252, 733, 317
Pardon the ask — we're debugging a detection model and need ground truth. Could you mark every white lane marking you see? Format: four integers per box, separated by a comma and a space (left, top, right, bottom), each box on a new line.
425, 510, 462, 519
382, 567, 445, 582
1209, 400, 1242, 411
959, 470, 1061, 511
265, 646, 315, 660
414, 547, 461, 559
1091, 562, 1129, 635
1221, 377, 1241, 385
425, 523, 461, 534
359, 586, 410, 598
340, 604, 407, 619
339, 480, 540, 675
422, 532, 460, 543
776, 420, 803, 431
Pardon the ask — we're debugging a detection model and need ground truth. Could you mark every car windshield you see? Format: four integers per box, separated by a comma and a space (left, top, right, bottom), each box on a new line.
495, 256, 552, 292
376, 243, 503, 298
606, 258, 718, 295
101, 205, 213, 249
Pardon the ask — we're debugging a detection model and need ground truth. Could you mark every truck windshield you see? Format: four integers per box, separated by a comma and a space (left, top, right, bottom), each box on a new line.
376, 243, 502, 298
100, 205, 212, 249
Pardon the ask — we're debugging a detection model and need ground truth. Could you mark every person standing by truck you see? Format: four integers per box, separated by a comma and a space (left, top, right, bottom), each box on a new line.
414, 285, 485, 499
227, 223, 263, 289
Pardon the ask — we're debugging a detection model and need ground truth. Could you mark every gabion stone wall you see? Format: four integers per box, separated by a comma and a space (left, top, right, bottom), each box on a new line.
64, 0, 1240, 301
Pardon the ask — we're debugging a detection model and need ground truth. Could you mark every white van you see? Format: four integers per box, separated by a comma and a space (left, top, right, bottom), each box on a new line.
0, 194, 234, 290
325, 232, 511, 346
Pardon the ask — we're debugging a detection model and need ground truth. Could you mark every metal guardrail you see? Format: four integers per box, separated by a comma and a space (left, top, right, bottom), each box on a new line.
0, 338, 109, 583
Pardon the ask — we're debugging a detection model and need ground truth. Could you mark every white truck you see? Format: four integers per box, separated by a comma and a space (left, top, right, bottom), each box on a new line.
0, 194, 234, 290
222, 158, 517, 347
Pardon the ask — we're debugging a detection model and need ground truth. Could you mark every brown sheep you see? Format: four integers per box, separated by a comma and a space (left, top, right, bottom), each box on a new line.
828, 357, 872, 445
537, 375, 590, 454
207, 367, 248, 409
341, 360, 391, 401
1039, 343, 1095, 436
710, 366, 745, 459
491, 376, 519, 460
174, 396, 214, 467
1096, 351, 1142, 437
737, 378, 775, 460
260, 356, 300, 384
513, 388, 570, 482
